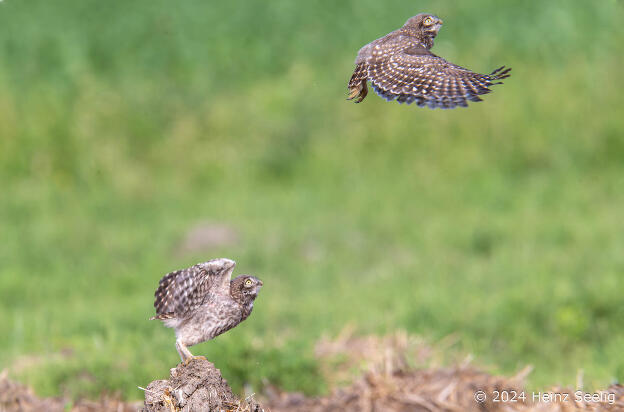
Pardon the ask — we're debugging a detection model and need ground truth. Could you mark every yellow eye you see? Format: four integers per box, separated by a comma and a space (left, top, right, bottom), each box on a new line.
244, 279, 253, 287
424, 17, 433, 25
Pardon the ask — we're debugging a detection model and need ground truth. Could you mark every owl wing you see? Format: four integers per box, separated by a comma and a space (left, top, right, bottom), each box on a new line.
368, 43, 511, 109
152, 258, 236, 320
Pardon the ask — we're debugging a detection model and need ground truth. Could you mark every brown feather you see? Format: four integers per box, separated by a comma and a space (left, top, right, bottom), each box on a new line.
347, 13, 511, 108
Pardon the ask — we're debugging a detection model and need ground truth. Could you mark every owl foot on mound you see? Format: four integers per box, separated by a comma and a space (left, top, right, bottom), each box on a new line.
182, 355, 207, 366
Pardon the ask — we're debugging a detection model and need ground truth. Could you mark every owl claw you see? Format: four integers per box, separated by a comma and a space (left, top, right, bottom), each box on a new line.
181, 355, 207, 366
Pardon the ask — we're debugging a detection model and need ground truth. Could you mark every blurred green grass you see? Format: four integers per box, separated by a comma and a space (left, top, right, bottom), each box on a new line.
1, 0, 623, 400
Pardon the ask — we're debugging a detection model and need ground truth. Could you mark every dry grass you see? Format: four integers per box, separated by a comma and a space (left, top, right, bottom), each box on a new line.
0, 369, 140, 412
264, 330, 624, 412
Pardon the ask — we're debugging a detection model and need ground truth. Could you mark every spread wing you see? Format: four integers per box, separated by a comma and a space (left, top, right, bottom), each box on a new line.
152, 258, 236, 320
368, 42, 511, 109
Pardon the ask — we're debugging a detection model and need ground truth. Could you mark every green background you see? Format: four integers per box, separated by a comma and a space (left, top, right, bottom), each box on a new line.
1, 0, 623, 400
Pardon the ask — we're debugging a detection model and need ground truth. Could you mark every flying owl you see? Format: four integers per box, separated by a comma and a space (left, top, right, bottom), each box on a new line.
348, 13, 511, 109
150, 258, 263, 363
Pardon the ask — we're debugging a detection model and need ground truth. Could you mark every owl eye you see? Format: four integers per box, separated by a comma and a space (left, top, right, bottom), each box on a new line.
244, 279, 253, 287
423, 17, 434, 25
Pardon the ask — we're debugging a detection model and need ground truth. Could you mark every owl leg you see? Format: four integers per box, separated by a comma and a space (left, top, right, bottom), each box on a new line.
176, 340, 193, 362
176, 340, 207, 365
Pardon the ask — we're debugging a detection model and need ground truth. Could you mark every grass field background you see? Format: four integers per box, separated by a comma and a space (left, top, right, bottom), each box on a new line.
1, 0, 623, 400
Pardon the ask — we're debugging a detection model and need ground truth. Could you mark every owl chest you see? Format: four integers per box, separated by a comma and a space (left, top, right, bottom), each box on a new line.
201, 299, 243, 337
176, 297, 244, 345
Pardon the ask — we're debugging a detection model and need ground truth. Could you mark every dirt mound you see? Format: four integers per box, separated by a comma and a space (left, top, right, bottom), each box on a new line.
141, 357, 261, 412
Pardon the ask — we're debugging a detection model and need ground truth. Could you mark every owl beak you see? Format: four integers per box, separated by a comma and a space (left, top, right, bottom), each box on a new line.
258, 279, 263, 287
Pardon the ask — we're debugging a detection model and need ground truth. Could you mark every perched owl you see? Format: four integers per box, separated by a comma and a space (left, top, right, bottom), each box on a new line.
150, 258, 263, 363
348, 13, 511, 109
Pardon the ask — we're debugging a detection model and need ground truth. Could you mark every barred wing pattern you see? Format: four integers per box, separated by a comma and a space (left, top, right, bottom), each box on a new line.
348, 13, 511, 109
152, 259, 235, 320
369, 47, 511, 109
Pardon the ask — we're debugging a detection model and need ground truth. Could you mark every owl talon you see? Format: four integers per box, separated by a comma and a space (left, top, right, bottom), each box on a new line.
182, 355, 207, 366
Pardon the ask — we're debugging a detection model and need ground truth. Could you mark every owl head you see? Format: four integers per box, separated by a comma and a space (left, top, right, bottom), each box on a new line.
231, 275, 263, 303
404, 13, 443, 37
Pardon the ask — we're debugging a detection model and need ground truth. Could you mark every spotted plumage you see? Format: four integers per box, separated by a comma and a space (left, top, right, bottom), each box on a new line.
348, 13, 511, 109
150, 258, 263, 362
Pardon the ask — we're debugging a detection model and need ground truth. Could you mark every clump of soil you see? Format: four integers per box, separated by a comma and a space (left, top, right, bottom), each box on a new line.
141, 357, 261, 412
